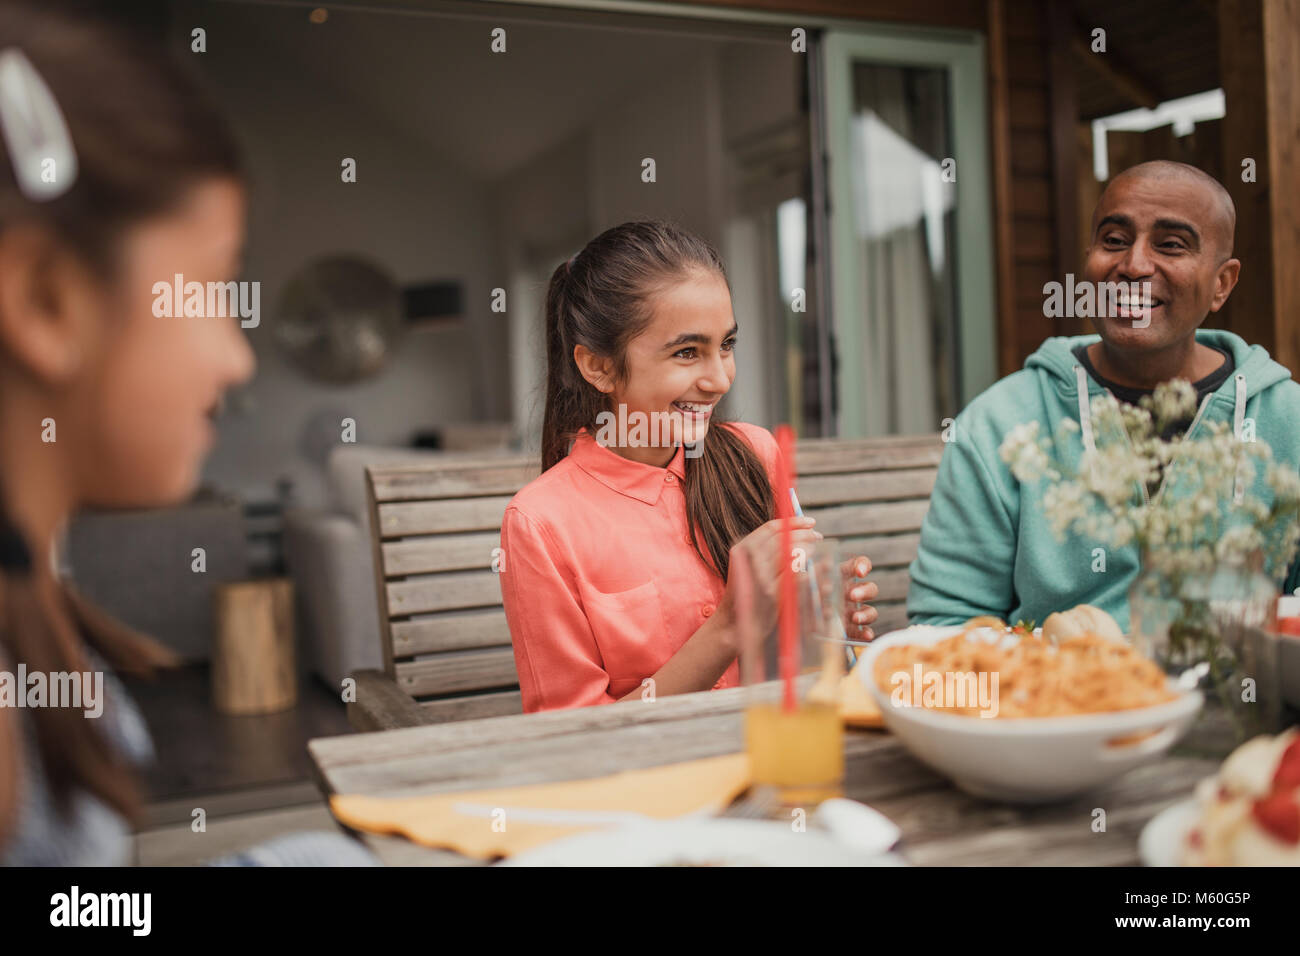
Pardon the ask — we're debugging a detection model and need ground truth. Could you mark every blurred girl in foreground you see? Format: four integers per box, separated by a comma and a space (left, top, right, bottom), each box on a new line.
0, 5, 371, 865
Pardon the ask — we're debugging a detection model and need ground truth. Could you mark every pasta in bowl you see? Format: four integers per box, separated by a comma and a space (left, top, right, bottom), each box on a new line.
857, 618, 1203, 803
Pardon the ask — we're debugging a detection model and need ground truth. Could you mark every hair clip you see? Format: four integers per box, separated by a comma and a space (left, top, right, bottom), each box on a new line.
0, 47, 78, 202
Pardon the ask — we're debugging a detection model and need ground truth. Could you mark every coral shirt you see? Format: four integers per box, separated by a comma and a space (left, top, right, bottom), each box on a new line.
499, 421, 781, 713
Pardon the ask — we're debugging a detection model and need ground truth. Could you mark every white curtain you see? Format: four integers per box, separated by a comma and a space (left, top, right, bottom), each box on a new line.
848, 67, 955, 436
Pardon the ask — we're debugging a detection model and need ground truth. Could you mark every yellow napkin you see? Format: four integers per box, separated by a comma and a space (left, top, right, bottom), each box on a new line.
809, 657, 886, 729
329, 753, 752, 860
840, 666, 885, 728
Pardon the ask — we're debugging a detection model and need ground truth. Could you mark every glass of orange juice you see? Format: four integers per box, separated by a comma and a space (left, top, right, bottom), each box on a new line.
736, 536, 847, 809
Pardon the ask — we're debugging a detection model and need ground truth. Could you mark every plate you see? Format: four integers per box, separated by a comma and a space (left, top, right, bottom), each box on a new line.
498, 818, 907, 867
1138, 798, 1199, 867
857, 625, 1203, 803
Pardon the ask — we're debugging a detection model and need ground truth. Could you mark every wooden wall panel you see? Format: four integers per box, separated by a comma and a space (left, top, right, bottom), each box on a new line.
1002, 0, 1059, 372
1219, 0, 1300, 376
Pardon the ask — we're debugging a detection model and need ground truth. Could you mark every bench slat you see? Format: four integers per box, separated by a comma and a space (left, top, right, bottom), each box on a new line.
387, 570, 503, 617
417, 690, 524, 722
804, 499, 931, 537
832, 533, 921, 568
872, 602, 910, 635
386, 555, 910, 620
395, 647, 519, 697
796, 467, 937, 506
795, 435, 944, 474
391, 608, 511, 657
382, 531, 502, 575
863, 568, 910, 604
371, 462, 539, 503
378, 496, 512, 537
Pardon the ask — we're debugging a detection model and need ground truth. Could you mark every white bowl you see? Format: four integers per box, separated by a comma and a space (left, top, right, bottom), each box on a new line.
858, 625, 1204, 803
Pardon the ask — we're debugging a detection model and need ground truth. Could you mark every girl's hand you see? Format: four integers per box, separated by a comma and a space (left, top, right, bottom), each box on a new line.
841, 555, 879, 641
722, 516, 822, 647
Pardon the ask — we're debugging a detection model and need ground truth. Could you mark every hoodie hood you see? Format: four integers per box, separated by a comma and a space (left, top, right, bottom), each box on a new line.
1024, 328, 1294, 499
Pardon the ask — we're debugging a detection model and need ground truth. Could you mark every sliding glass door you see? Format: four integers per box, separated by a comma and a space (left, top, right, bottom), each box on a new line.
821, 29, 996, 438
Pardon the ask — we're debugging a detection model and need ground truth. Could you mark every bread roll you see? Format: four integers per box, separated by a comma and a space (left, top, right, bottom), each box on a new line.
1041, 604, 1125, 644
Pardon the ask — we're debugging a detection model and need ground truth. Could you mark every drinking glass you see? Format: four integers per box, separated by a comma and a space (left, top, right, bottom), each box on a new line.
736, 536, 848, 808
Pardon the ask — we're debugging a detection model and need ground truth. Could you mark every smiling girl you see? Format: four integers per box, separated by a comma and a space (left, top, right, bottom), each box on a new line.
500, 221, 878, 713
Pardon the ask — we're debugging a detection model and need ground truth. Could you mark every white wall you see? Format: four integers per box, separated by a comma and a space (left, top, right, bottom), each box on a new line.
492, 134, 591, 452
174, 5, 506, 508
587, 52, 728, 249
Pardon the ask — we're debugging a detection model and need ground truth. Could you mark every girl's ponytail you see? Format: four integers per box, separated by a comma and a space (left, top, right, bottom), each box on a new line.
541, 260, 584, 470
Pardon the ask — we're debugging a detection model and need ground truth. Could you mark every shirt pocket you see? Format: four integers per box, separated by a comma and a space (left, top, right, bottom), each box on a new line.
578, 579, 670, 684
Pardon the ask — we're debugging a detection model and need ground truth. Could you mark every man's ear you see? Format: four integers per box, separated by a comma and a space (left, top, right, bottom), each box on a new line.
573, 344, 616, 394
1208, 257, 1241, 313
0, 226, 97, 384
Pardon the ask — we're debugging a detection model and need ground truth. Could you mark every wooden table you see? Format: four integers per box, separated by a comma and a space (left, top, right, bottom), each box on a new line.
308, 685, 1218, 866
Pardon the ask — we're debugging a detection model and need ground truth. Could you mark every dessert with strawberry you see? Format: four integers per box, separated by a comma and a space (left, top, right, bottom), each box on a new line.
1183, 728, 1300, 865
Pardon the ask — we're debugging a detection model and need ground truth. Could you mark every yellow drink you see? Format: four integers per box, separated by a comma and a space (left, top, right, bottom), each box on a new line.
744, 700, 844, 807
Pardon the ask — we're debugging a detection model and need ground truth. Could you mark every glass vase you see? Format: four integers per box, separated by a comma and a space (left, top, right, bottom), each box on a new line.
1129, 554, 1282, 758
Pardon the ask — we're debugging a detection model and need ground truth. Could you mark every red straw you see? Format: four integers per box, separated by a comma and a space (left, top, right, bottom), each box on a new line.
775, 425, 798, 713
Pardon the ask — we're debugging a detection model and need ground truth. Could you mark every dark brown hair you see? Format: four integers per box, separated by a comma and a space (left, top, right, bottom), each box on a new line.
542, 220, 775, 579
0, 3, 242, 837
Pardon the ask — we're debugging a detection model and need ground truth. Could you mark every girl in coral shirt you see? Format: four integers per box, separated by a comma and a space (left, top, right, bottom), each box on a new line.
499, 221, 877, 712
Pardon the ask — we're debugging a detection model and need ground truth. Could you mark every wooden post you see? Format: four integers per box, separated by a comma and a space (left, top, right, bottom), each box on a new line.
1047, 0, 1080, 337
987, 0, 1018, 379
1218, 0, 1300, 373
212, 578, 297, 715
1262, 0, 1300, 375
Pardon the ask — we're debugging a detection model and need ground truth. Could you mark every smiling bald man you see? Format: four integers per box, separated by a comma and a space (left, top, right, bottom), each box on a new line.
907, 160, 1300, 630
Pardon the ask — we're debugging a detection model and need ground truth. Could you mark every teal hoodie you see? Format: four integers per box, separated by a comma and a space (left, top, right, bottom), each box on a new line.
907, 329, 1300, 630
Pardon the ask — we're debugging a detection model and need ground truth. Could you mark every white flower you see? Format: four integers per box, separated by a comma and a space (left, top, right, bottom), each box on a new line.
999, 422, 1049, 481
1268, 463, 1300, 504
1217, 525, 1263, 563
996, 395, 1300, 583
1147, 379, 1198, 430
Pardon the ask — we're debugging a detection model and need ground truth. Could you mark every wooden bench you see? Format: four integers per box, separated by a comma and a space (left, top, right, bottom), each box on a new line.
347, 433, 943, 731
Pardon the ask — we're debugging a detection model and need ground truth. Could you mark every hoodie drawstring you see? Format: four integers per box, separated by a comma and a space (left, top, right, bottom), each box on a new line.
1073, 365, 1097, 485
1233, 372, 1247, 504
1073, 365, 1097, 453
